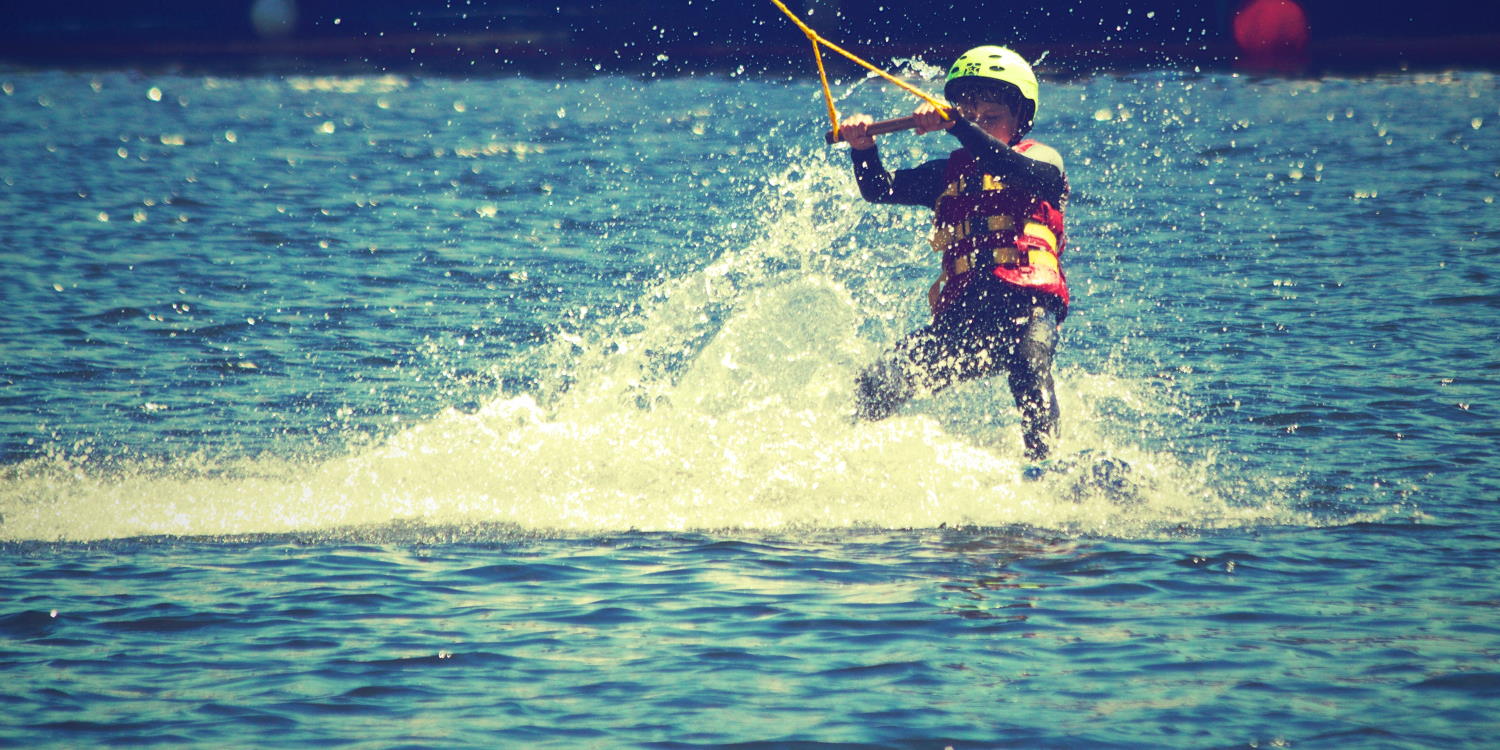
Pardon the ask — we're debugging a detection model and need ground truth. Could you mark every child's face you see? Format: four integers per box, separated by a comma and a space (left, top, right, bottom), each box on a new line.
955, 97, 1021, 143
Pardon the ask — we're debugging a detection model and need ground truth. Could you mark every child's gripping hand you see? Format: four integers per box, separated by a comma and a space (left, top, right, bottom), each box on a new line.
839, 114, 877, 149
912, 102, 956, 135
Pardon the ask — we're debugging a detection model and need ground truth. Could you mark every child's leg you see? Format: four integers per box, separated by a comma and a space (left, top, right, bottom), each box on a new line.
1007, 304, 1061, 460
854, 356, 914, 420
854, 324, 998, 420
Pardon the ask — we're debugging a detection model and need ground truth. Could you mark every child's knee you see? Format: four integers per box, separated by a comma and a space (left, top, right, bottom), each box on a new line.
855, 360, 911, 421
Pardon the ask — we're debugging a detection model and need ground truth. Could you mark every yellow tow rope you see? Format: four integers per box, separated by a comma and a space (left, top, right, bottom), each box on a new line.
767, 0, 949, 142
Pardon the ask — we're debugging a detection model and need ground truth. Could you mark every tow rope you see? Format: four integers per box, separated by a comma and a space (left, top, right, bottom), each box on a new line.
767, 0, 950, 143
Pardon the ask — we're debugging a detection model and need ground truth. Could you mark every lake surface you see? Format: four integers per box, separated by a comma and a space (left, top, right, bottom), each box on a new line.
1, 65, 1498, 747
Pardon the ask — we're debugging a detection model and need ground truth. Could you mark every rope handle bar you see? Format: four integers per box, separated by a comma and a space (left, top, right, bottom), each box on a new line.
823, 114, 925, 144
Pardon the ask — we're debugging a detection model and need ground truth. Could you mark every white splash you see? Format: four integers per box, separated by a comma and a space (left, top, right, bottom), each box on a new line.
0, 153, 1303, 542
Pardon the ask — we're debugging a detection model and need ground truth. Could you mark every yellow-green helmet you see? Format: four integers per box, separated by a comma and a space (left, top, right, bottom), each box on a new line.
944, 45, 1039, 138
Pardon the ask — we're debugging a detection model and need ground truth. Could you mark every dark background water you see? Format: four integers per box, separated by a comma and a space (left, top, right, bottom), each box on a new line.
5, 0, 1500, 73
2, 61, 1498, 747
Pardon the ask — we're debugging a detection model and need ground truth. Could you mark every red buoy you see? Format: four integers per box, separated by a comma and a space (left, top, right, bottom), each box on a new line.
1233, 0, 1310, 58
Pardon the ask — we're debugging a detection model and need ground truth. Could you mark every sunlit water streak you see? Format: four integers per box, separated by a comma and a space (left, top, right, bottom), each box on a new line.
1, 67, 1497, 747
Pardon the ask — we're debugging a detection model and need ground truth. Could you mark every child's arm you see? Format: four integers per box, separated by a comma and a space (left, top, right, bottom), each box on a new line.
842, 112, 947, 205
946, 118, 1068, 204
850, 147, 946, 206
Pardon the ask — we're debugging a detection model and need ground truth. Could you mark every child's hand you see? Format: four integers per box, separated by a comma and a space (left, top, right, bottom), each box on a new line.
912, 102, 956, 135
839, 114, 877, 149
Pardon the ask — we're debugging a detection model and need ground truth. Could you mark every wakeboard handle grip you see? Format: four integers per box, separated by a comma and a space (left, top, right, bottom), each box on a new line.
824, 114, 920, 144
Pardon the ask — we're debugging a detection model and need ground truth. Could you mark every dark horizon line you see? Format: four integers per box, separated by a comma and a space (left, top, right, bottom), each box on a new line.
4, 32, 1499, 76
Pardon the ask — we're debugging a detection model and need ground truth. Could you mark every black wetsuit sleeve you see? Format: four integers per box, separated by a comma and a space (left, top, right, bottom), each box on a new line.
945, 118, 1068, 205
850, 147, 947, 207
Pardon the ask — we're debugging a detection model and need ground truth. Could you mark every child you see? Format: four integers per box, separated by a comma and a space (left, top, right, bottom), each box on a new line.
840, 45, 1069, 461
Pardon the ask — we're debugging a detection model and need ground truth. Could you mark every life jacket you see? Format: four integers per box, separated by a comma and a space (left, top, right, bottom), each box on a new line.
927, 141, 1069, 316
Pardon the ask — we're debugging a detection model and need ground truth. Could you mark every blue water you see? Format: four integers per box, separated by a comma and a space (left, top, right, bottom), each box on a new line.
2, 65, 1498, 747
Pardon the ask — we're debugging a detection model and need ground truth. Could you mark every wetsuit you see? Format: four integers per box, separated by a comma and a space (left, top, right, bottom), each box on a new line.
850, 117, 1069, 461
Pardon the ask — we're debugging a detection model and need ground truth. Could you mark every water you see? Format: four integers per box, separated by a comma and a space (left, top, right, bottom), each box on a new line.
1, 65, 1498, 747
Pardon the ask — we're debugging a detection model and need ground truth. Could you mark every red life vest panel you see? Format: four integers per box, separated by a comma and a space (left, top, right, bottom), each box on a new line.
927, 141, 1069, 315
